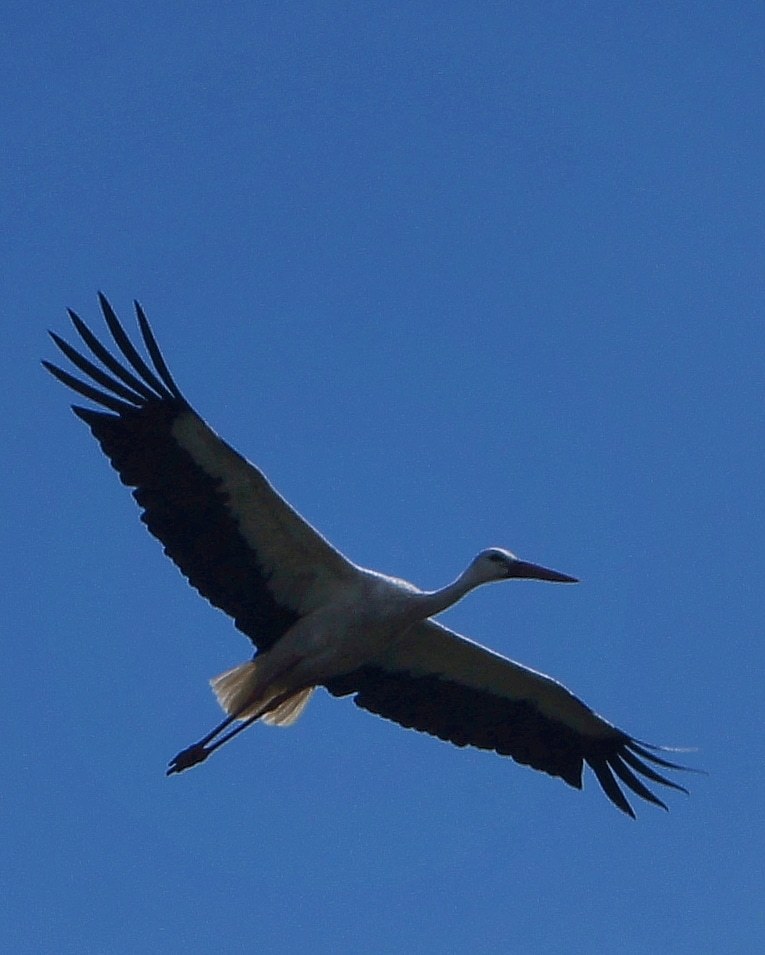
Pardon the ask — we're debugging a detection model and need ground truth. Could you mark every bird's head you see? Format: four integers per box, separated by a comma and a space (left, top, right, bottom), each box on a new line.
471, 547, 578, 585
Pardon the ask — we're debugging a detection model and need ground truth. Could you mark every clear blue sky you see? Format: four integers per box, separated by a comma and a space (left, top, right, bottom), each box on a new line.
3, 3, 763, 953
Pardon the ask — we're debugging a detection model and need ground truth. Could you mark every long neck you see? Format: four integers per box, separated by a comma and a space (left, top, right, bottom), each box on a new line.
410, 565, 486, 620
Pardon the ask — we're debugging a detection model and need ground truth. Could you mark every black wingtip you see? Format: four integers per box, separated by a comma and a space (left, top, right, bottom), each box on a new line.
95, 293, 176, 400
584, 729, 697, 816
133, 298, 185, 401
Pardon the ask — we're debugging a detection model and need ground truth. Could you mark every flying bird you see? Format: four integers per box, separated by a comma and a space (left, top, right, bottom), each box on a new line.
44, 295, 689, 817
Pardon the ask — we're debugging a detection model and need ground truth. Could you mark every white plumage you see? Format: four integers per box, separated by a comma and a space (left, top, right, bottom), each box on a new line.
44, 294, 689, 817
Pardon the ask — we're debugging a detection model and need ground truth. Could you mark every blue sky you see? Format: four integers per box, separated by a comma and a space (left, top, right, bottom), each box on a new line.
3, 2, 763, 952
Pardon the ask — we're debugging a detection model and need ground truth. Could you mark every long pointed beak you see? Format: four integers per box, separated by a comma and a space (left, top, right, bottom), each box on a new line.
510, 560, 578, 583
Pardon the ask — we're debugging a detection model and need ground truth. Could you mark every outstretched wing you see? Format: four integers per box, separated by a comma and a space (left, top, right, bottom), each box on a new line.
324, 619, 688, 817
44, 294, 356, 652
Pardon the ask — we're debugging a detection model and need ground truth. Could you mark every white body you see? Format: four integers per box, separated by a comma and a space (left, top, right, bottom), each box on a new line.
44, 295, 689, 817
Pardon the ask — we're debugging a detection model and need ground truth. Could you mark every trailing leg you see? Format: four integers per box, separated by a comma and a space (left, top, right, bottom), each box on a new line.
166, 656, 309, 775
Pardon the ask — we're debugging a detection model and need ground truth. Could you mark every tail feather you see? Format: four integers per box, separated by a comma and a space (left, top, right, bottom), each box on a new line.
262, 687, 315, 727
210, 661, 314, 727
210, 661, 263, 720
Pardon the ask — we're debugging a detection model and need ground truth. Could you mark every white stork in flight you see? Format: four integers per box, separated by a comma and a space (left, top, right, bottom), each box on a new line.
44, 295, 689, 817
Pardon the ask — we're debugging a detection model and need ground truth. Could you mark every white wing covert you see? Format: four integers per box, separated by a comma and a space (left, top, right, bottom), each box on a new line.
324, 619, 689, 817
44, 294, 355, 651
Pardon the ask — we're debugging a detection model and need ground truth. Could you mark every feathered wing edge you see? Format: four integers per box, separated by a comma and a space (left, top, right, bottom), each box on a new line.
583, 738, 689, 817
325, 620, 691, 818
43, 294, 303, 652
43, 292, 187, 416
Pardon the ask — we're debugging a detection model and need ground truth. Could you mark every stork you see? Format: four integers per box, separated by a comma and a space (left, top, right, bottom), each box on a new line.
44, 295, 689, 817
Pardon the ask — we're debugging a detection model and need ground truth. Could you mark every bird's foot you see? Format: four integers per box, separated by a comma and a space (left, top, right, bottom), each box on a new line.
166, 744, 210, 776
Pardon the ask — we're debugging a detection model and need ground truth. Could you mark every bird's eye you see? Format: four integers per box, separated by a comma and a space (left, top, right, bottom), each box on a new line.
487, 553, 504, 563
